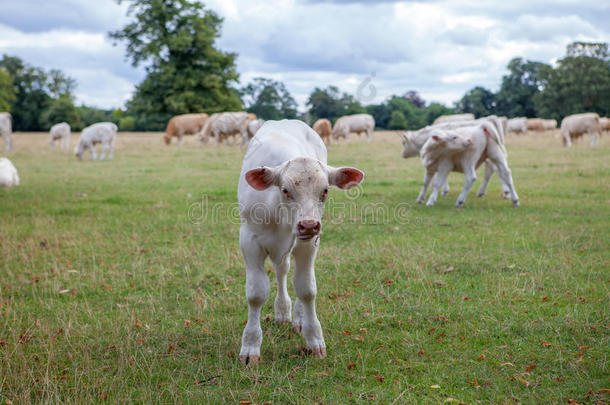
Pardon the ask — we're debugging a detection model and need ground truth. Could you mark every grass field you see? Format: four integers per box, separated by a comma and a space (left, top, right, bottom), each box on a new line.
1, 130, 609, 404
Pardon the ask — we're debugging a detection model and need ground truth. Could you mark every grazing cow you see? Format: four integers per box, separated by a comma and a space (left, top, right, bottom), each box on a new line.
164, 113, 209, 145
412, 122, 519, 207
49, 122, 71, 151
542, 119, 557, 131
247, 119, 265, 140
0, 158, 19, 187
560, 113, 601, 147
312, 119, 332, 144
198, 112, 253, 145
331, 114, 375, 141
237, 120, 364, 364
432, 113, 475, 125
599, 117, 610, 133
527, 118, 545, 132
0, 112, 12, 151
74, 122, 117, 161
507, 118, 528, 135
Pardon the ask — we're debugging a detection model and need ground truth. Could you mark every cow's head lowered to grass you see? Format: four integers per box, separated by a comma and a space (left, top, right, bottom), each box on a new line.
245, 157, 364, 240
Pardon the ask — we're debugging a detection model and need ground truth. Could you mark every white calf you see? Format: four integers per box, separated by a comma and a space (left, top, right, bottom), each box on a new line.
0, 158, 19, 187
0, 112, 12, 151
402, 116, 511, 200
238, 120, 364, 365
50, 122, 71, 151
560, 113, 601, 147
414, 122, 519, 207
74, 122, 117, 161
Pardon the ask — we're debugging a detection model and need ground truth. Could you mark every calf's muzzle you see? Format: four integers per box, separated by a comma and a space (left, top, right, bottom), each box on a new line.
297, 220, 321, 240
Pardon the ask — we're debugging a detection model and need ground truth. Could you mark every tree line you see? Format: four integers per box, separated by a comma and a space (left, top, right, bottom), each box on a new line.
0, 0, 608, 132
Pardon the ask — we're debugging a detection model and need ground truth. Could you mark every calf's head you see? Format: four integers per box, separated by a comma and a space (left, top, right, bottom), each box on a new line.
245, 157, 364, 240
401, 132, 419, 158
74, 141, 86, 160
430, 132, 473, 151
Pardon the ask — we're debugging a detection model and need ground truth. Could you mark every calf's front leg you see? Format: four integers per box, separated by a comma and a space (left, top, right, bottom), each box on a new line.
272, 257, 292, 324
456, 164, 477, 207
239, 226, 269, 365
292, 240, 325, 358
89, 142, 97, 160
416, 169, 435, 204
427, 162, 452, 206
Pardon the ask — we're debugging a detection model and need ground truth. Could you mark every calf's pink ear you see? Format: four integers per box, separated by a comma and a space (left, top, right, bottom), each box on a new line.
329, 167, 364, 190
245, 167, 278, 190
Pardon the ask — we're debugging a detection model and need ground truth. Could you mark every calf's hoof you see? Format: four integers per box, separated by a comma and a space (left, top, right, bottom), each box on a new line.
292, 324, 302, 333
503, 191, 511, 200
455, 200, 465, 208
239, 354, 260, 365
512, 200, 520, 207
311, 347, 326, 358
442, 191, 449, 197
416, 199, 424, 205
425, 201, 435, 207
476, 191, 485, 198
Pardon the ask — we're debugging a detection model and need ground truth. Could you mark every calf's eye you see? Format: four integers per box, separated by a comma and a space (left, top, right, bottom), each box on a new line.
321, 188, 328, 201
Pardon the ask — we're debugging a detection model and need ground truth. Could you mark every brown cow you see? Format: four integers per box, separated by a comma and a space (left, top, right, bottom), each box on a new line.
599, 117, 610, 132
164, 113, 209, 145
527, 118, 545, 132
313, 119, 332, 144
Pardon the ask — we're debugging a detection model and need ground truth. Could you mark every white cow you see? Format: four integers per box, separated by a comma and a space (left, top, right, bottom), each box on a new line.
0, 112, 12, 151
237, 120, 364, 365
402, 116, 511, 200
560, 113, 601, 147
198, 112, 253, 145
432, 113, 475, 125
0, 158, 19, 187
507, 118, 528, 135
413, 121, 519, 207
247, 119, 265, 140
331, 114, 375, 141
74, 122, 117, 160
49, 122, 71, 151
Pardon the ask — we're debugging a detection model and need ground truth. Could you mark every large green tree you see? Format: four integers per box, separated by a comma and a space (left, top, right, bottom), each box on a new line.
535, 42, 610, 120
495, 57, 552, 118
42, 94, 83, 130
110, 0, 241, 130
0, 67, 16, 112
456, 86, 497, 118
307, 86, 366, 123
0, 55, 51, 130
241, 78, 297, 120
307, 86, 345, 122
0, 55, 78, 131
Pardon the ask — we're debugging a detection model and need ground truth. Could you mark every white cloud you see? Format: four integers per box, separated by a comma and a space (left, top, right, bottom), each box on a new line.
0, 0, 608, 110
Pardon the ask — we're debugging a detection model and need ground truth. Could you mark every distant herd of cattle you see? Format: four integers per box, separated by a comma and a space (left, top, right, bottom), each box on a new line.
0, 110, 608, 191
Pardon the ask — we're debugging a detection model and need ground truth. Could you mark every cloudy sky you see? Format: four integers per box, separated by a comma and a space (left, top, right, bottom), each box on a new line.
1, 0, 608, 111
